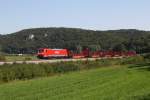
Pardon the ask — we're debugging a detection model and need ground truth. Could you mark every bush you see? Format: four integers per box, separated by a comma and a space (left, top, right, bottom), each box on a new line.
51, 62, 80, 73
0, 55, 6, 61
121, 56, 145, 65
0, 64, 47, 82
133, 94, 150, 100
0, 65, 16, 82
24, 57, 32, 61
143, 53, 150, 60
0, 62, 80, 82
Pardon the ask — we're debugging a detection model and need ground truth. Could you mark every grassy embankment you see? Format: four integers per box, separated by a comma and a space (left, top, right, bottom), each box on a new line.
0, 55, 149, 100
0, 63, 150, 100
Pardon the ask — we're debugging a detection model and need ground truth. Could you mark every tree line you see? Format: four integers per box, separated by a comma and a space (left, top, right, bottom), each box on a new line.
0, 28, 150, 54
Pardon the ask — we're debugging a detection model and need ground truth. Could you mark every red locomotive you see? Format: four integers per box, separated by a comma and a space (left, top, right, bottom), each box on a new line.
37, 48, 69, 59
37, 48, 136, 59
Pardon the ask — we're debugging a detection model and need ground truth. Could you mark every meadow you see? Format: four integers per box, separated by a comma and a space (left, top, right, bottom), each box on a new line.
0, 63, 150, 100
5, 55, 39, 61
0, 54, 38, 62
0, 55, 149, 100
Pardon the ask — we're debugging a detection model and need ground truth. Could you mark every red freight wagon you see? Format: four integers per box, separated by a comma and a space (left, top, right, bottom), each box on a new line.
72, 48, 90, 59
37, 48, 69, 59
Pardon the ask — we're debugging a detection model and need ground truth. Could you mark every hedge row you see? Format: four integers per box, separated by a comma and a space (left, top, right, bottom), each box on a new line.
0, 56, 146, 82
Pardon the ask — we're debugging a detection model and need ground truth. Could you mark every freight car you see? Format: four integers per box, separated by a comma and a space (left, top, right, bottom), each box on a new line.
37, 48, 136, 59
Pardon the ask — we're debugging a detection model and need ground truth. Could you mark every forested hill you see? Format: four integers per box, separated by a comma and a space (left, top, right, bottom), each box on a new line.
0, 27, 150, 54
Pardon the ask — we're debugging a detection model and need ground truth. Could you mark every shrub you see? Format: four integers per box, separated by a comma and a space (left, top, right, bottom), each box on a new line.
51, 62, 80, 73
0, 65, 16, 82
78, 59, 115, 70
0, 64, 47, 82
0, 55, 6, 61
121, 56, 144, 65
133, 94, 150, 100
12, 64, 46, 79
143, 53, 150, 60
24, 57, 32, 61
0, 62, 80, 82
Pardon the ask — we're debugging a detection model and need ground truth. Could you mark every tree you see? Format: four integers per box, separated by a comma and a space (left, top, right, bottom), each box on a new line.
113, 44, 127, 52
76, 45, 82, 53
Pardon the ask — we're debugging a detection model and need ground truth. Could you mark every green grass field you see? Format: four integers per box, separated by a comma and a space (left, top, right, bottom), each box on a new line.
4, 54, 38, 61
0, 64, 150, 100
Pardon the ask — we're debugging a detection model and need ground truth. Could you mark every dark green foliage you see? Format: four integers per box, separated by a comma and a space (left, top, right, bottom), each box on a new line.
113, 43, 127, 51
78, 59, 115, 69
143, 53, 150, 60
0, 62, 81, 82
121, 56, 145, 65
133, 94, 150, 100
24, 57, 32, 61
0, 28, 150, 54
0, 64, 46, 82
0, 55, 6, 61
51, 62, 80, 73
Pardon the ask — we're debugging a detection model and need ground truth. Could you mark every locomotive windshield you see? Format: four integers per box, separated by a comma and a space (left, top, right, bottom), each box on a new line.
38, 49, 44, 53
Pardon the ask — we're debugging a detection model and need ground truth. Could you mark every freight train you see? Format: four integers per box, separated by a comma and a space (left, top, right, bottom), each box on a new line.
37, 48, 136, 59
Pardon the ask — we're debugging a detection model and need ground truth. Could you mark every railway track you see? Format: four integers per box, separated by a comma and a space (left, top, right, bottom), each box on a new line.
0, 57, 123, 65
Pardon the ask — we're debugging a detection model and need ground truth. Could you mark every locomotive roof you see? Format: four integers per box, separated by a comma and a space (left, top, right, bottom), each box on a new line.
39, 48, 66, 50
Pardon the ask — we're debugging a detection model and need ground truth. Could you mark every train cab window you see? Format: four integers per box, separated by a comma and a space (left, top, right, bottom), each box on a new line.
38, 49, 44, 53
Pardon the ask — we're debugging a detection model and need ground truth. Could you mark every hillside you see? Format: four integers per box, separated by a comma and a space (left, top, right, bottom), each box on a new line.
0, 27, 150, 54
0, 64, 150, 100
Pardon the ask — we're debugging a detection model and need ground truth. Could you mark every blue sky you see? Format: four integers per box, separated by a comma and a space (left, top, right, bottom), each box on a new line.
0, 0, 150, 34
